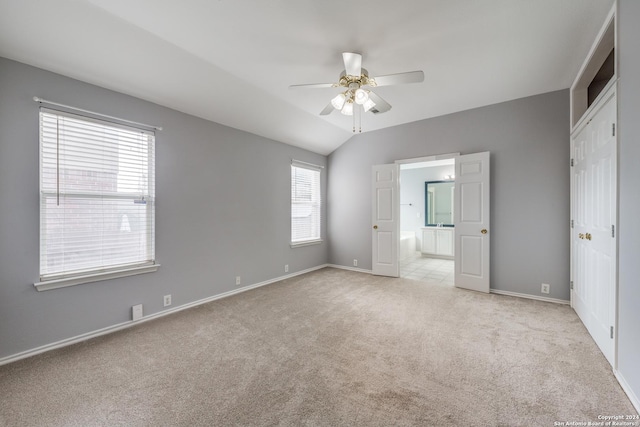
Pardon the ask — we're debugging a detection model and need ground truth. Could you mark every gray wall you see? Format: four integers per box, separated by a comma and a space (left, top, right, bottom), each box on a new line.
617, 0, 640, 409
328, 90, 570, 300
0, 57, 328, 359
400, 165, 455, 251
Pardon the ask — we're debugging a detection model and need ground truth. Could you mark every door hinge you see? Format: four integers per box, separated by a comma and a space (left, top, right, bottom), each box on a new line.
612, 123, 616, 137
571, 219, 574, 229
610, 326, 614, 339
570, 281, 574, 290
570, 158, 574, 167
612, 224, 615, 238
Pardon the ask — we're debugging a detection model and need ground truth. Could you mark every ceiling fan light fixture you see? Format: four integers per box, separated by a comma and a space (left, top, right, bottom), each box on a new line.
341, 101, 354, 116
290, 52, 421, 126
331, 93, 346, 110
363, 98, 376, 112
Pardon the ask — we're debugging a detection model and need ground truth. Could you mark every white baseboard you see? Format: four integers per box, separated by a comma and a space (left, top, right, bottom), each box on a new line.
615, 370, 640, 414
326, 264, 373, 274
327, 265, 571, 307
0, 264, 328, 367
489, 289, 570, 305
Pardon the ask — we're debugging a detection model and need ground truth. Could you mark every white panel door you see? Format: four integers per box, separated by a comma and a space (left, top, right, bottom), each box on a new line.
454, 152, 490, 293
372, 164, 399, 277
571, 88, 616, 366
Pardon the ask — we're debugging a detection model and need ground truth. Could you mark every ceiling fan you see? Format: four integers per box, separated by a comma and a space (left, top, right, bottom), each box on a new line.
289, 52, 424, 132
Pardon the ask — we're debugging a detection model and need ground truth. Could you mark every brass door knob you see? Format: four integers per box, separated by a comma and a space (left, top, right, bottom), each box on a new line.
373, 225, 378, 230
586, 233, 592, 241
481, 229, 488, 234
579, 233, 584, 239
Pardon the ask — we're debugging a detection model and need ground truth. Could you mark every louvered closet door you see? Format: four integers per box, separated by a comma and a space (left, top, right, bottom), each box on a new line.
571, 87, 617, 367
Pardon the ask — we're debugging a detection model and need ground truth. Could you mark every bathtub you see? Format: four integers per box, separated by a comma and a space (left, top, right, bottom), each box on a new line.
400, 231, 416, 260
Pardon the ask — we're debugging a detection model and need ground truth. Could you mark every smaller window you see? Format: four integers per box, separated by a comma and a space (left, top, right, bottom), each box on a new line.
291, 162, 322, 246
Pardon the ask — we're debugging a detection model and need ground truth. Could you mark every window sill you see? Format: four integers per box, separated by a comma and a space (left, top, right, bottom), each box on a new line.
34, 264, 160, 292
290, 239, 323, 248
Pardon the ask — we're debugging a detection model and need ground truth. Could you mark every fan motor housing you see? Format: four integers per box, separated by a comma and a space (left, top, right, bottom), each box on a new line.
338, 68, 375, 88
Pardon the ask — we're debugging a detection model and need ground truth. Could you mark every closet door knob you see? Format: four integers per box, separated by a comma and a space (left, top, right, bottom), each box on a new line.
481, 229, 488, 234
373, 225, 378, 230
586, 233, 592, 241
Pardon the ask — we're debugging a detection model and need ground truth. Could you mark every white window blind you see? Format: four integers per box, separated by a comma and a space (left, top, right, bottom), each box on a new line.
39, 108, 156, 281
291, 162, 321, 245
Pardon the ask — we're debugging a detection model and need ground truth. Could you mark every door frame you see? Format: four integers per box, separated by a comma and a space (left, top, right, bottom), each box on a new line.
395, 152, 460, 274
394, 151, 490, 293
395, 153, 461, 167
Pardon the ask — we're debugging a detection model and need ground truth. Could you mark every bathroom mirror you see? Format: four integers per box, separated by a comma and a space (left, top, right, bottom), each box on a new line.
425, 181, 455, 226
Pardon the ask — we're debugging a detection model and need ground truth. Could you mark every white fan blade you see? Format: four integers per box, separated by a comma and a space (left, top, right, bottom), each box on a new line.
367, 91, 392, 114
289, 82, 337, 89
372, 71, 424, 87
319, 102, 335, 115
343, 52, 362, 77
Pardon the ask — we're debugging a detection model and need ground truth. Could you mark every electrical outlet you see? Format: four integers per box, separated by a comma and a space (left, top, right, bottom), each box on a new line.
236, 276, 241, 286
163, 294, 172, 307
132, 304, 143, 321
541, 283, 550, 294
353, 259, 358, 267
284, 264, 289, 273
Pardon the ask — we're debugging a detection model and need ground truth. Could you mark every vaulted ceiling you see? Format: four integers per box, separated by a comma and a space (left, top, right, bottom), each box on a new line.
0, 0, 613, 155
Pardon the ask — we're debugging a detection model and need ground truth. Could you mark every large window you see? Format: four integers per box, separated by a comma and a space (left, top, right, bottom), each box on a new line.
291, 162, 322, 246
37, 108, 156, 289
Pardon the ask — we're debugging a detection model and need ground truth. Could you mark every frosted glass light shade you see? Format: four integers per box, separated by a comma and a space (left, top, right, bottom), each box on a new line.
354, 88, 369, 105
363, 98, 376, 112
331, 93, 346, 110
341, 102, 354, 116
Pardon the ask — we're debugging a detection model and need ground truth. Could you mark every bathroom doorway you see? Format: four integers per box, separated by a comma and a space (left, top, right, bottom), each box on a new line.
399, 158, 455, 285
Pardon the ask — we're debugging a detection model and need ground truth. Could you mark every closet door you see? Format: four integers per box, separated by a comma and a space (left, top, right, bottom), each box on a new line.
571, 88, 617, 366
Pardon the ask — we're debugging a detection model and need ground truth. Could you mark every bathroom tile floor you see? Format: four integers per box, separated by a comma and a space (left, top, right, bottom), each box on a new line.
400, 252, 454, 285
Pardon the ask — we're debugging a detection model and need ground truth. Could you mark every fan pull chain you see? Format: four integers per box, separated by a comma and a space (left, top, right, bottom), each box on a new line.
351, 105, 362, 133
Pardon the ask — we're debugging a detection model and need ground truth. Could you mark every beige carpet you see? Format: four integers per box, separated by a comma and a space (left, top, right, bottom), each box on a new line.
0, 268, 636, 426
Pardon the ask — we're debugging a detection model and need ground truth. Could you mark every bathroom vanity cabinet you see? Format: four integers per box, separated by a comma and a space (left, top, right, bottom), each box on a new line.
421, 227, 454, 258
